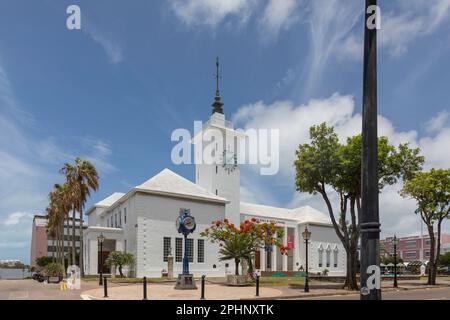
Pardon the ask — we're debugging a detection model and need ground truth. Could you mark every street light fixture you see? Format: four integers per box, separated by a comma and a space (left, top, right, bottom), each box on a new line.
391, 235, 398, 288
98, 233, 105, 286
302, 226, 311, 293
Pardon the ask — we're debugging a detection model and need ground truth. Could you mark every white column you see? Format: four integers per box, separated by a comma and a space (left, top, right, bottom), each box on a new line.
283, 226, 288, 271
89, 238, 98, 275
272, 245, 277, 271
261, 249, 266, 271
294, 225, 300, 270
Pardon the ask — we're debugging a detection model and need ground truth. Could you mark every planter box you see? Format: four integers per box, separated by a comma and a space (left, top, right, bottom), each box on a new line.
226, 275, 248, 286
47, 276, 62, 284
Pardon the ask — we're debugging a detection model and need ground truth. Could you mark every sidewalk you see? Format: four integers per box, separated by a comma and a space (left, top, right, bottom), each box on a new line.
81, 278, 450, 300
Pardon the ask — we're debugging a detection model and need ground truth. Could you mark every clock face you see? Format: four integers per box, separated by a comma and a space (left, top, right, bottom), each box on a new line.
184, 217, 195, 230
222, 150, 237, 173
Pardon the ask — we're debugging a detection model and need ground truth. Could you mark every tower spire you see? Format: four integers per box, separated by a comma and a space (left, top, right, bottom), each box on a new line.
212, 56, 224, 114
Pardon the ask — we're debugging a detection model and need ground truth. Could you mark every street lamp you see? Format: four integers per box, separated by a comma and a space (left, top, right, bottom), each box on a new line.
360, 0, 382, 300
302, 226, 311, 293
98, 233, 105, 286
392, 235, 398, 288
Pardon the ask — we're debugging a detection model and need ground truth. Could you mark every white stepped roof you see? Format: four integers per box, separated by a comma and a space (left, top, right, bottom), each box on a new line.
240, 202, 332, 226
135, 168, 228, 203
95, 192, 126, 207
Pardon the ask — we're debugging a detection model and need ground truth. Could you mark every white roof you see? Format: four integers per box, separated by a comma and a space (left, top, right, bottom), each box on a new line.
134, 168, 228, 203
96, 192, 126, 207
240, 202, 332, 226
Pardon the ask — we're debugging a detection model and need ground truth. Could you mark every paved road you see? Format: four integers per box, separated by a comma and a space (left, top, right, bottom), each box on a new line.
299, 286, 450, 300
0, 279, 100, 300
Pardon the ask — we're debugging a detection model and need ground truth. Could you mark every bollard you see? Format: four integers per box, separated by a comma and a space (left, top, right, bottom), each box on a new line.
256, 275, 260, 297
143, 276, 148, 300
103, 277, 108, 298
200, 275, 206, 300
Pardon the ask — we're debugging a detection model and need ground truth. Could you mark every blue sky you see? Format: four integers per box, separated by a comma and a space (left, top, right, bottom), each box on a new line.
1, 0, 449, 263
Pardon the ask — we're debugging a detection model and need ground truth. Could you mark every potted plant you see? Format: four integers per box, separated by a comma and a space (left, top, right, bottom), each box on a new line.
201, 218, 290, 286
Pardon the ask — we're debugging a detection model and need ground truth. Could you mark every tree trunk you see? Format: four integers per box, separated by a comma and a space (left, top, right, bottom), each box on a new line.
119, 265, 123, 277
72, 209, 76, 266
235, 259, 240, 276
344, 250, 358, 290
79, 207, 84, 277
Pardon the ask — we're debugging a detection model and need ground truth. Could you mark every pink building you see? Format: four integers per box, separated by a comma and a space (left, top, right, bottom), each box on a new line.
380, 234, 450, 262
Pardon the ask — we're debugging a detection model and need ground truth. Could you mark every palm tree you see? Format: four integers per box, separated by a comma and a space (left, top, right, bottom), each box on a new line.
61, 158, 99, 277
219, 233, 255, 276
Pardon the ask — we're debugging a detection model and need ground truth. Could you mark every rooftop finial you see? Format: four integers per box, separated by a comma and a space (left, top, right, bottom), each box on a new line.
212, 56, 224, 114
215, 56, 220, 96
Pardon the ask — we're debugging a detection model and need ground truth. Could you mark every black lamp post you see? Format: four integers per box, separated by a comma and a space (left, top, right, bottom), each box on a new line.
392, 235, 398, 288
360, 0, 382, 300
98, 233, 105, 286
302, 226, 311, 293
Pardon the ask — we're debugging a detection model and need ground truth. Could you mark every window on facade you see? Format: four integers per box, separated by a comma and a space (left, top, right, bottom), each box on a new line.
326, 250, 331, 268
175, 238, 183, 262
115, 213, 117, 227
404, 252, 416, 258
124, 239, 127, 253
425, 240, 431, 246
163, 237, 171, 262
107, 218, 109, 227
119, 210, 122, 227
187, 238, 194, 263
198, 239, 205, 263
334, 250, 338, 268
318, 249, 323, 268
124, 208, 127, 224
406, 240, 416, 248
216, 166, 218, 174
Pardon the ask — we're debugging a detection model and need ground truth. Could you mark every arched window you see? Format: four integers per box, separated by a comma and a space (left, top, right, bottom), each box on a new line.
318, 244, 323, 268
333, 245, 338, 268
326, 244, 331, 268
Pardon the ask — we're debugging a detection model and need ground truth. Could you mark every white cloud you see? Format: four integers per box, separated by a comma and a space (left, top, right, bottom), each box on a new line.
425, 111, 449, 134
83, 22, 123, 64
169, 0, 257, 28
259, 0, 300, 39
232, 93, 450, 236
1, 212, 33, 226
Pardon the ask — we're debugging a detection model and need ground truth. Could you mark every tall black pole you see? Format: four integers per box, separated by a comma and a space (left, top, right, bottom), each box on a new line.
393, 239, 398, 288
304, 239, 309, 293
99, 241, 103, 286
360, 0, 381, 300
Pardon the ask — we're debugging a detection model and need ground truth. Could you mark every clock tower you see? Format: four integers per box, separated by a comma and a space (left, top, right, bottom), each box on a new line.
193, 58, 244, 226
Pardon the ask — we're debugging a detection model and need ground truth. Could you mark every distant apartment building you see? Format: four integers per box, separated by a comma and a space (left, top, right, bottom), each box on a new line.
0, 260, 22, 266
30, 215, 85, 266
380, 233, 450, 262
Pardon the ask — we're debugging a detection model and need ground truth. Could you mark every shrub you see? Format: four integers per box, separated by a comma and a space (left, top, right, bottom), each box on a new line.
105, 251, 135, 277
322, 269, 329, 276
35, 256, 53, 268
43, 263, 64, 277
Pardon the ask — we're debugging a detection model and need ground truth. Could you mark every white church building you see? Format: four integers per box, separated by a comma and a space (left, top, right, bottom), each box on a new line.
83, 62, 347, 278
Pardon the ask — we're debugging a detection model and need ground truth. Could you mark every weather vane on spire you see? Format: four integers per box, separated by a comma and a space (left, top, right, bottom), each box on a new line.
215, 56, 221, 96
212, 56, 224, 114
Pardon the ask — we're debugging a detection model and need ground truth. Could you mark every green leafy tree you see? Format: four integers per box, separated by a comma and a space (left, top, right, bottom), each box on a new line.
201, 219, 289, 276
35, 256, 53, 268
105, 251, 135, 277
294, 123, 424, 290
439, 252, 450, 267
401, 169, 450, 285
61, 158, 99, 277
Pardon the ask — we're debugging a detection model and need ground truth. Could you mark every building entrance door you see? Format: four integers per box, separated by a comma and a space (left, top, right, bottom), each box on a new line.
98, 251, 110, 274
255, 251, 261, 270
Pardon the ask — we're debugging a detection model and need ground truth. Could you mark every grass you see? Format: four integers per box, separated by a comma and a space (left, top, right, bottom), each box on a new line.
255, 276, 306, 287
82, 277, 173, 283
